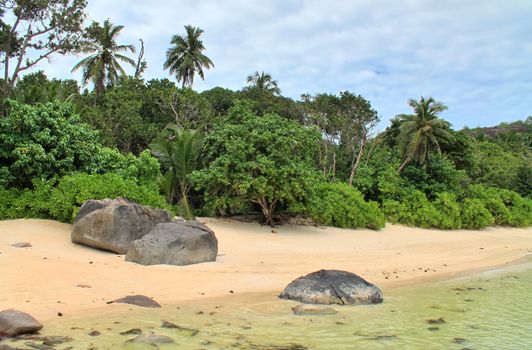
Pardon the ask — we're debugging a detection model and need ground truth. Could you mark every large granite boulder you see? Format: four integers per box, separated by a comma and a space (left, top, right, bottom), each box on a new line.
71, 198, 170, 254
0, 309, 43, 337
279, 269, 383, 305
125, 221, 218, 266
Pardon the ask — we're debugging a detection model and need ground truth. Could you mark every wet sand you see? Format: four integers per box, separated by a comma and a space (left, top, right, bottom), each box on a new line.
0, 218, 531, 321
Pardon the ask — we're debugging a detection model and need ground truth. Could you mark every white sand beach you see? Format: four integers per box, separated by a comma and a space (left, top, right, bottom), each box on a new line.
1, 218, 531, 321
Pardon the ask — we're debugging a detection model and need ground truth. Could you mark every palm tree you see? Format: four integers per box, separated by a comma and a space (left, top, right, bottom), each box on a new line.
149, 124, 203, 220
164, 25, 214, 88
397, 97, 452, 172
72, 20, 135, 101
246, 71, 281, 95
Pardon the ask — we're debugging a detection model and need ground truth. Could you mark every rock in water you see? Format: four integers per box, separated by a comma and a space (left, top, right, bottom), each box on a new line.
71, 198, 170, 254
125, 221, 218, 266
279, 269, 383, 305
126, 333, 175, 345
0, 309, 43, 337
291, 304, 338, 315
110, 295, 161, 308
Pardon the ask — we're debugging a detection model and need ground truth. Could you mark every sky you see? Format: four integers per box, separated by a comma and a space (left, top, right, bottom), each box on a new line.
15, 0, 532, 130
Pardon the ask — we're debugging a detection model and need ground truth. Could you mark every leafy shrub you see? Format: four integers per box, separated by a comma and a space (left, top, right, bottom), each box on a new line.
289, 182, 385, 230
466, 184, 532, 227
0, 173, 169, 223
382, 190, 440, 228
460, 198, 494, 229
432, 192, 462, 229
0, 100, 100, 187
84, 148, 160, 184
191, 101, 321, 225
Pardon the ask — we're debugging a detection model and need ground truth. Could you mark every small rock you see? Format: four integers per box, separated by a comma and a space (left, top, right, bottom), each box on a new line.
76, 284, 92, 288
426, 317, 446, 324
10, 242, 32, 248
160, 321, 199, 336
0, 309, 43, 337
109, 295, 161, 308
120, 328, 142, 335
453, 337, 467, 344
126, 333, 175, 345
291, 304, 338, 316
88, 330, 100, 336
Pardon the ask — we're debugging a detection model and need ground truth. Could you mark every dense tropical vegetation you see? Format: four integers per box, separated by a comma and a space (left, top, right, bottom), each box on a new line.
1, 2, 530, 230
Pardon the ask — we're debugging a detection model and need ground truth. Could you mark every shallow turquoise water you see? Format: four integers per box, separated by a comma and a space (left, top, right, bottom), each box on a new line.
3, 263, 532, 350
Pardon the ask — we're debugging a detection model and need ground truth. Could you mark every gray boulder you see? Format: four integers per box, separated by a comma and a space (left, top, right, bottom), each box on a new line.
279, 269, 383, 305
0, 309, 43, 337
125, 221, 218, 266
71, 198, 170, 254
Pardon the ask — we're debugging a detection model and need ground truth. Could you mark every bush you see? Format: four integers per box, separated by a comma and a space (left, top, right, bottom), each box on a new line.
0, 100, 100, 187
432, 192, 462, 229
0, 173, 169, 223
84, 148, 160, 184
466, 184, 532, 227
382, 190, 440, 228
461, 198, 494, 229
290, 182, 385, 230
191, 101, 321, 225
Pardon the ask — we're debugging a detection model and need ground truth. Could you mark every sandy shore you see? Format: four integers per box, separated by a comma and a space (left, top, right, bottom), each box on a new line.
0, 218, 531, 321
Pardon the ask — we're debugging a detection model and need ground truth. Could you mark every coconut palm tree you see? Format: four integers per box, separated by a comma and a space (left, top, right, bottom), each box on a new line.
71, 20, 135, 101
164, 25, 214, 88
397, 97, 452, 172
149, 124, 203, 220
246, 71, 281, 95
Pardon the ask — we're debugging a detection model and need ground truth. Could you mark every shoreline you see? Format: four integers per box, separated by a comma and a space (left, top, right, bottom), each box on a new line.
1, 218, 531, 321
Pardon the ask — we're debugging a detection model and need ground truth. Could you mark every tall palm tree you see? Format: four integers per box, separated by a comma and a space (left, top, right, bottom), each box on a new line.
397, 97, 452, 172
246, 71, 281, 95
149, 124, 203, 220
164, 25, 214, 88
72, 20, 135, 101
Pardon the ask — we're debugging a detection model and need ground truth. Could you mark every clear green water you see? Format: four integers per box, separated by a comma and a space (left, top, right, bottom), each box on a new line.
3, 263, 532, 350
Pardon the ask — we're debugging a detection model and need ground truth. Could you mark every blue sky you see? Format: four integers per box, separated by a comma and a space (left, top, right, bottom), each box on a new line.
20, 0, 532, 130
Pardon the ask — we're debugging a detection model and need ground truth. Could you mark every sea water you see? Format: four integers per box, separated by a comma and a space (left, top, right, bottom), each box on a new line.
3, 263, 532, 350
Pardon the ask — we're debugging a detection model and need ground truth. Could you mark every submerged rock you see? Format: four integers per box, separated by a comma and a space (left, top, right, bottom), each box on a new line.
0, 309, 43, 337
125, 221, 218, 266
160, 320, 199, 336
279, 269, 383, 305
291, 304, 338, 315
71, 198, 170, 254
126, 333, 175, 345
120, 328, 142, 335
10, 242, 32, 248
109, 295, 161, 308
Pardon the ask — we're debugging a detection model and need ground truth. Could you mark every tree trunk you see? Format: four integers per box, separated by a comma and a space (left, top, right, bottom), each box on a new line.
398, 157, 411, 173
348, 135, 366, 186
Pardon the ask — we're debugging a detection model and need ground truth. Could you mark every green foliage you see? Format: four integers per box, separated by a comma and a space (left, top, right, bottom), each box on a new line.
0, 173, 168, 223
72, 19, 135, 100
467, 185, 532, 227
460, 198, 494, 229
13, 71, 80, 104
289, 182, 385, 230
432, 192, 462, 229
191, 102, 320, 225
86, 148, 160, 184
397, 97, 453, 171
401, 154, 468, 199
164, 25, 214, 88
382, 190, 440, 228
0, 100, 100, 187
150, 125, 203, 219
